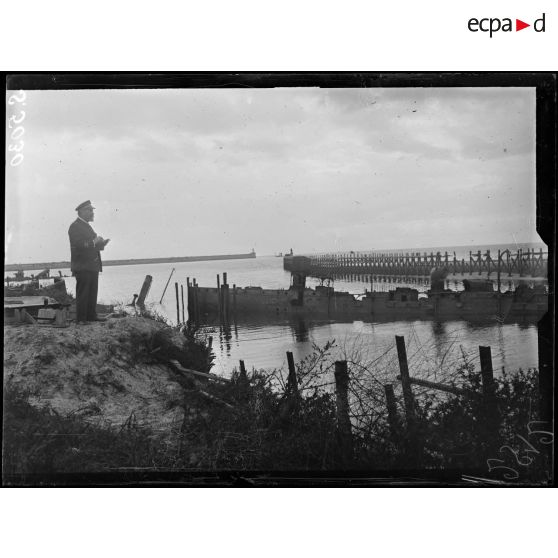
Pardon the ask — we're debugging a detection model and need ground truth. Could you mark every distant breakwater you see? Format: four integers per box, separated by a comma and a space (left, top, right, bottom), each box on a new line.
5, 251, 256, 272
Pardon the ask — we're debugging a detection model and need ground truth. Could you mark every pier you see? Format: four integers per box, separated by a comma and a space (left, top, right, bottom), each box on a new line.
285, 248, 548, 280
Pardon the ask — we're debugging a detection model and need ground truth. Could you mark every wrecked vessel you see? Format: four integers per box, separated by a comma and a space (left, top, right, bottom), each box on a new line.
187, 267, 547, 324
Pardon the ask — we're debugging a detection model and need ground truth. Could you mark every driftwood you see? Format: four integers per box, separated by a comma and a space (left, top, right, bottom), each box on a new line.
396, 374, 469, 396
169, 359, 231, 383
169, 360, 235, 410
195, 388, 236, 410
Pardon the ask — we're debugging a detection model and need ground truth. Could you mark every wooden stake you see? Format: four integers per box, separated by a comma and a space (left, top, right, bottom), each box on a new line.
194, 279, 200, 324
223, 273, 229, 322
217, 274, 222, 320
479, 345, 499, 445
479, 346, 496, 400
186, 277, 191, 322
286, 351, 299, 398
395, 335, 416, 424
239, 359, 248, 382
180, 284, 185, 323
137, 275, 153, 307
159, 268, 175, 303
175, 282, 180, 325
497, 250, 501, 293
334, 360, 353, 467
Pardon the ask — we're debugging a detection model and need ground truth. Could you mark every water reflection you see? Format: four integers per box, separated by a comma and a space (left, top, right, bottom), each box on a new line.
207, 313, 539, 377
292, 318, 309, 342
308, 272, 522, 295
219, 322, 233, 355
430, 321, 449, 365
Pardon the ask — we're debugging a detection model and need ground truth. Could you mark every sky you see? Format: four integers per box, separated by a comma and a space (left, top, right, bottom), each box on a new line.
5, 86, 540, 264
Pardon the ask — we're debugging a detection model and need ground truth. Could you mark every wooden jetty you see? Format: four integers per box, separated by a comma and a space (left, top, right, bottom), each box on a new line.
285, 249, 548, 279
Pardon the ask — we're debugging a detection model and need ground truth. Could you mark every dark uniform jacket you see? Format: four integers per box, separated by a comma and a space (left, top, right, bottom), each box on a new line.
68, 218, 104, 273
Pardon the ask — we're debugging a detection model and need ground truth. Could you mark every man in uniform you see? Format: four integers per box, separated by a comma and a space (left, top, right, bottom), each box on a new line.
68, 200, 110, 324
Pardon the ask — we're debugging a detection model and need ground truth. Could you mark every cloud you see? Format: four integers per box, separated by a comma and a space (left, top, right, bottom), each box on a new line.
5, 86, 538, 262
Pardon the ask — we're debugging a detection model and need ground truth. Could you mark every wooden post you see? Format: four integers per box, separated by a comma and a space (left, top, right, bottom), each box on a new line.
159, 268, 175, 304
479, 346, 496, 401
186, 277, 191, 321
286, 351, 299, 398
233, 283, 237, 319
225, 283, 230, 322
221, 284, 227, 323
395, 335, 416, 425
207, 336, 213, 350
479, 345, 498, 436
192, 279, 199, 324
222, 273, 229, 323
217, 274, 222, 320
334, 360, 353, 467
497, 250, 501, 293
239, 359, 248, 382
174, 282, 180, 324
384, 384, 399, 437
180, 284, 185, 323
137, 275, 152, 307
196, 280, 201, 323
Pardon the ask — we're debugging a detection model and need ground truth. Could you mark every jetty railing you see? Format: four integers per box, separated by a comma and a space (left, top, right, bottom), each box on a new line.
287, 248, 548, 279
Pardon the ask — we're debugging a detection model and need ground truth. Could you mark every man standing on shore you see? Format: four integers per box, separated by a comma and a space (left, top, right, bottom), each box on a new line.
68, 200, 110, 324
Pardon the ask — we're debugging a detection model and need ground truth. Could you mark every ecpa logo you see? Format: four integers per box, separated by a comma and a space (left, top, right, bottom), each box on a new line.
468, 13, 546, 37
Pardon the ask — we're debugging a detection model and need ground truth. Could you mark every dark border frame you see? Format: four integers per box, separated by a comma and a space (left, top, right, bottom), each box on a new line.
3, 72, 556, 487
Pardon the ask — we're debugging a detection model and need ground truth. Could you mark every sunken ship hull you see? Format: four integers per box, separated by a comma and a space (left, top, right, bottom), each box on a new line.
187, 281, 547, 324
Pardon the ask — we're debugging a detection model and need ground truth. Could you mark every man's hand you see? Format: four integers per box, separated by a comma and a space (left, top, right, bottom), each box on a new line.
93, 236, 109, 247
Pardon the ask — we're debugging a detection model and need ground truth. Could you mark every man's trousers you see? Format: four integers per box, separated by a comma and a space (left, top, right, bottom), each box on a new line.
74, 270, 99, 322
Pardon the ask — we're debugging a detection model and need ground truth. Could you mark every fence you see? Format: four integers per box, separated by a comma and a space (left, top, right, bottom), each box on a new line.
224, 335, 547, 471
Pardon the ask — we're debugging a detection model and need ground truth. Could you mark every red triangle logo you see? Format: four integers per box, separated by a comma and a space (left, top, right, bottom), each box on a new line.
516, 19, 530, 31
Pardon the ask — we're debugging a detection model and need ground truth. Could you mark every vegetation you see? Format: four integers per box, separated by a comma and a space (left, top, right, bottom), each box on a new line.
2, 313, 552, 484
2, 388, 163, 480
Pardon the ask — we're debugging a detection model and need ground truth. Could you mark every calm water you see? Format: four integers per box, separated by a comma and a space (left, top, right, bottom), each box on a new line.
44, 256, 542, 377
